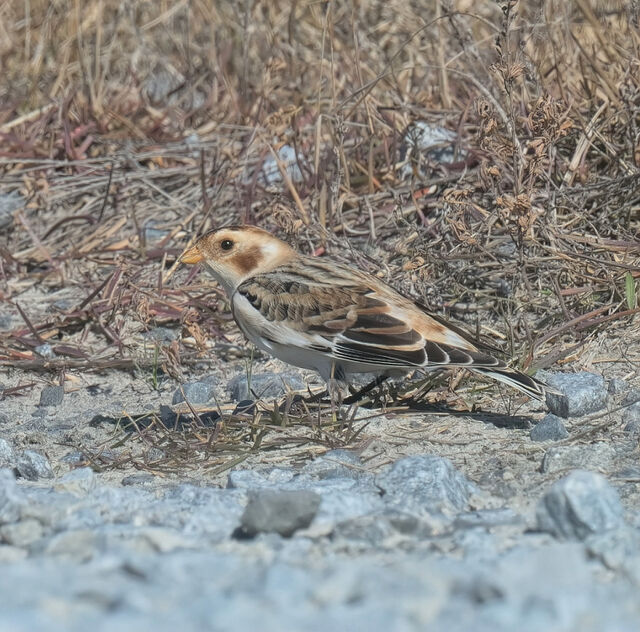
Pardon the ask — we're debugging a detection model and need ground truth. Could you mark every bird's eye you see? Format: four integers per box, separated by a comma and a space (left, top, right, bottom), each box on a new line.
220, 239, 234, 251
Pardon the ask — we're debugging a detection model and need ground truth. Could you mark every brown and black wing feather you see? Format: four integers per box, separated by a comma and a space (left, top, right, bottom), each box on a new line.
235, 260, 546, 400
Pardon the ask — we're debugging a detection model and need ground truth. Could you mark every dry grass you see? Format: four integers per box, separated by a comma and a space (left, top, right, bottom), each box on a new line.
1, 0, 639, 468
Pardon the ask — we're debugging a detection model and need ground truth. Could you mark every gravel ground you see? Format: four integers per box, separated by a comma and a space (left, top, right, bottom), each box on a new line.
2, 347, 640, 631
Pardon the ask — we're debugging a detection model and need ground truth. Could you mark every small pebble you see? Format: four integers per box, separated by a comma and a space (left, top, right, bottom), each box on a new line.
530, 414, 569, 442
61, 451, 88, 467
622, 390, 640, 405
39, 385, 64, 407
0, 412, 8, 425
34, 344, 56, 359
624, 418, 640, 435
16, 450, 54, 481
400, 121, 468, 172
543, 372, 607, 418
0, 469, 23, 524
0, 439, 15, 467
536, 470, 625, 540
259, 144, 304, 185
607, 378, 628, 395
121, 473, 156, 486
142, 327, 179, 343
622, 401, 640, 427
143, 222, 170, 243
172, 381, 216, 405
0, 191, 24, 228
146, 448, 165, 462
238, 489, 321, 537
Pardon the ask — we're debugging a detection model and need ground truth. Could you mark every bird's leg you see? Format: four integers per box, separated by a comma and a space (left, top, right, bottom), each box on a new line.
344, 375, 390, 405
326, 363, 345, 423
327, 378, 343, 423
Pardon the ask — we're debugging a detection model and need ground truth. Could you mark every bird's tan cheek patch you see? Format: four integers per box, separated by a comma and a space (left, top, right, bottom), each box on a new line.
232, 247, 263, 275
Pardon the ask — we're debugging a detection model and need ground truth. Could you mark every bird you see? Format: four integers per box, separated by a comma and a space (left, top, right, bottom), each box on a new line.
179, 225, 547, 404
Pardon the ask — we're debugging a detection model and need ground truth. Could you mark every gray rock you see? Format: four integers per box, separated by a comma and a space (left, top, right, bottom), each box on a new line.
143, 326, 179, 343
0, 469, 23, 524
54, 467, 95, 495
172, 380, 216, 405
143, 65, 183, 104
530, 414, 569, 442
536, 470, 625, 540
0, 412, 8, 425
0, 439, 14, 467
622, 389, 640, 405
0, 519, 44, 547
608, 378, 629, 395
144, 221, 169, 243
260, 144, 305, 185
541, 442, 615, 474
375, 454, 476, 516
624, 419, 640, 434
622, 401, 640, 428
39, 385, 64, 407
60, 451, 88, 466
16, 450, 54, 481
0, 191, 23, 228
543, 371, 607, 417
121, 473, 156, 486
401, 121, 468, 177
240, 489, 321, 537
34, 343, 56, 359
228, 371, 306, 402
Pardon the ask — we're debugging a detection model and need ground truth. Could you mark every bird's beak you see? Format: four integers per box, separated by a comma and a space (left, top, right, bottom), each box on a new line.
179, 244, 204, 265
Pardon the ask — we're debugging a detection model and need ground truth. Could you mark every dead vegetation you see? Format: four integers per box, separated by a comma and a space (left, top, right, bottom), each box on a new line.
0, 0, 639, 469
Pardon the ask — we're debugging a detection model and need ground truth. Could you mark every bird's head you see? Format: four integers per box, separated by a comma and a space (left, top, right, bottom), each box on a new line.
180, 225, 295, 293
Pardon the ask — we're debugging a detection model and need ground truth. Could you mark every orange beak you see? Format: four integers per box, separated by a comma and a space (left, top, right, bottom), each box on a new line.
180, 244, 204, 264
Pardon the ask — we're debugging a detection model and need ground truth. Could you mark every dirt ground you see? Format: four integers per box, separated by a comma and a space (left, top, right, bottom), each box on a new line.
2, 278, 640, 520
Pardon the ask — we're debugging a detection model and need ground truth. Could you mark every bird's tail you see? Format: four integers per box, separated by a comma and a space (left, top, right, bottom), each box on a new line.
471, 367, 547, 401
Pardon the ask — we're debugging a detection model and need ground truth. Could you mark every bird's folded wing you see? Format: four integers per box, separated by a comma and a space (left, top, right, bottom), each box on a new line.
235, 267, 505, 370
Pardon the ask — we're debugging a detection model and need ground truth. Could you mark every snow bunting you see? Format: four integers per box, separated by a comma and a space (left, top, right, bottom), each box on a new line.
180, 225, 547, 401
